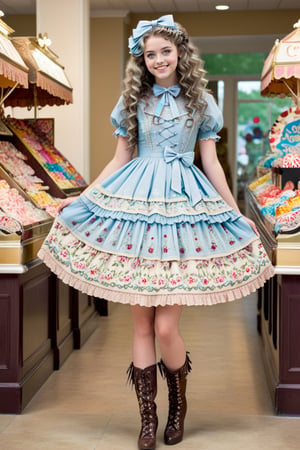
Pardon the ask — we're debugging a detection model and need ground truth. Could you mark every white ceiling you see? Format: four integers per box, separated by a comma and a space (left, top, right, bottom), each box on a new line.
0, 0, 299, 16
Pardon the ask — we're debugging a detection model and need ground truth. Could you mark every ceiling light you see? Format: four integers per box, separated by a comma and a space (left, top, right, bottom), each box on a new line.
215, 5, 230, 11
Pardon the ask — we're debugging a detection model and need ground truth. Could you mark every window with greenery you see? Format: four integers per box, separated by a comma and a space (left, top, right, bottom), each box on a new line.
201, 51, 293, 209
202, 53, 267, 76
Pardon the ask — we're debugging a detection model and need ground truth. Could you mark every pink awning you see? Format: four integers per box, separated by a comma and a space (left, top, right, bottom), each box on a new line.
4, 37, 73, 108
0, 34, 28, 89
261, 20, 300, 97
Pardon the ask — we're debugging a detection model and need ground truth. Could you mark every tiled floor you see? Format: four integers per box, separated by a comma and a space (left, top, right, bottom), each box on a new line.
1, 293, 299, 449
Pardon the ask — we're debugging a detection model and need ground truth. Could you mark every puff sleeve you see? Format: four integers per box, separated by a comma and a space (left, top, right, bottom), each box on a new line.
197, 92, 224, 142
110, 96, 127, 137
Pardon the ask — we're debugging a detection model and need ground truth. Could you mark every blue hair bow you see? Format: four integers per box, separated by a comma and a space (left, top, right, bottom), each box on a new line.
128, 14, 178, 56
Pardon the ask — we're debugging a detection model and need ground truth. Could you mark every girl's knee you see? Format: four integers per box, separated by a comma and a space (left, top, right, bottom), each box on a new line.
154, 320, 178, 344
131, 306, 155, 338
133, 317, 155, 339
154, 305, 182, 344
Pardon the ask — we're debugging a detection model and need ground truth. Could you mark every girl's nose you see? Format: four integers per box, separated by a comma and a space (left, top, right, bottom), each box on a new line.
156, 53, 164, 63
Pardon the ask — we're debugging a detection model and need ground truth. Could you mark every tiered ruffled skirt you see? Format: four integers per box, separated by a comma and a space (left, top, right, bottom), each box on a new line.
38, 157, 274, 306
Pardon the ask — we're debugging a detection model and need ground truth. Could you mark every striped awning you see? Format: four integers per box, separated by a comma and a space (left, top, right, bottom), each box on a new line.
261, 19, 300, 98
4, 36, 73, 108
0, 28, 28, 89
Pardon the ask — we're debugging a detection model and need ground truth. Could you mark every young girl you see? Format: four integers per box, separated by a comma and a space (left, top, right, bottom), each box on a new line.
38, 15, 274, 450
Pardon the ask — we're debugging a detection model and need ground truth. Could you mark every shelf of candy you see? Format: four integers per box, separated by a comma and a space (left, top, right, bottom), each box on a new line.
0, 140, 63, 217
4, 117, 87, 194
0, 177, 54, 264
249, 173, 300, 235
248, 105, 300, 237
0, 179, 50, 227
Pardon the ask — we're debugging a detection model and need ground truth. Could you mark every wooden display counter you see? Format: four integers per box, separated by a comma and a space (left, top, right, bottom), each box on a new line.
258, 269, 300, 415
0, 259, 105, 414
247, 189, 300, 414
0, 18, 105, 414
0, 260, 53, 414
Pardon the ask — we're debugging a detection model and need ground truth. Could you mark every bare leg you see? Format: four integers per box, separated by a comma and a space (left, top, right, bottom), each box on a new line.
154, 305, 186, 370
130, 305, 156, 369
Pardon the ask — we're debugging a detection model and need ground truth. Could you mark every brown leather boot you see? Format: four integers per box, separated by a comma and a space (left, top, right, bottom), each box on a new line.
158, 353, 191, 446
127, 363, 158, 450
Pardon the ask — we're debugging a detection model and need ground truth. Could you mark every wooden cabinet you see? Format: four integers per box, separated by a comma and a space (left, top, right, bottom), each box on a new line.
258, 272, 300, 414
259, 272, 300, 414
247, 189, 300, 414
0, 261, 53, 414
0, 260, 105, 413
51, 275, 73, 370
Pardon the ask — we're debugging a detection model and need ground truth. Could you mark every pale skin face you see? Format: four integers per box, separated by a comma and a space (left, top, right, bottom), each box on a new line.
143, 35, 180, 87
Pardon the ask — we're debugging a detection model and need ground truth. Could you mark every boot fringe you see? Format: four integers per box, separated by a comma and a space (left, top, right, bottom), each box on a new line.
186, 351, 192, 373
158, 359, 166, 379
126, 361, 135, 387
158, 351, 192, 379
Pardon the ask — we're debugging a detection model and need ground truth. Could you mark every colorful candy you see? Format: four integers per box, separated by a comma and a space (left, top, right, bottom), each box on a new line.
0, 179, 49, 225
5, 118, 87, 190
281, 153, 300, 168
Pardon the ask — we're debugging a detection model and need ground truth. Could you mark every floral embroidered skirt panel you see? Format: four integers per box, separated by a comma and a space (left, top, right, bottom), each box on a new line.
38, 158, 275, 307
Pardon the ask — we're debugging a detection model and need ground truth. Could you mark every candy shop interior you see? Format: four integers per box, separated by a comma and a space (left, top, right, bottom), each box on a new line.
249, 19, 300, 239
0, 12, 105, 415
245, 19, 300, 415
0, 0, 300, 429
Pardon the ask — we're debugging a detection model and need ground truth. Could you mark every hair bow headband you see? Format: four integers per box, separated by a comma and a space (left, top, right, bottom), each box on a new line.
128, 14, 178, 56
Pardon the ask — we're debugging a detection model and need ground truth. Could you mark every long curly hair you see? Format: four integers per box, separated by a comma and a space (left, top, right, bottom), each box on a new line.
122, 23, 208, 152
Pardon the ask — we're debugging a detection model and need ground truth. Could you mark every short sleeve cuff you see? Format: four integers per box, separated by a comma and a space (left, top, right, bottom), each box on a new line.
198, 131, 221, 142
113, 127, 127, 137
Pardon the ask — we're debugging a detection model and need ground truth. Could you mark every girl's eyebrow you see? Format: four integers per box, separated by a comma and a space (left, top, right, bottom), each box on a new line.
145, 45, 172, 54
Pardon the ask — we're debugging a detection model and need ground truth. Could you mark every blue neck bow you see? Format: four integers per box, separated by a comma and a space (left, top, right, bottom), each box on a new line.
152, 84, 181, 118
128, 15, 178, 56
